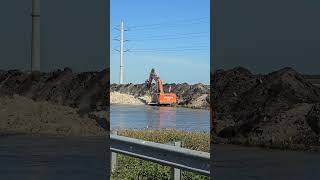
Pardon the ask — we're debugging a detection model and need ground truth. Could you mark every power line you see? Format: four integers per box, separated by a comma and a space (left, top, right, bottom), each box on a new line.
131, 48, 209, 51
127, 21, 209, 31
117, 32, 209, 46
126, 50, 209, 56
127, 17, 209, 29
129, 48, 209, 53
130, 45, 209, 50
111, 19, 209, 59
129, 34, 208, 42
118, 43, 209, 53
120, 36, 209, 53
126, 31, 209, 39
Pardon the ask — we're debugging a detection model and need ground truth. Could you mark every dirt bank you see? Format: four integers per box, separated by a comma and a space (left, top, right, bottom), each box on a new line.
212, 67, 320, 150
110, 83, 210, 109
0, 68, 209, 109
0, 95, 107, 136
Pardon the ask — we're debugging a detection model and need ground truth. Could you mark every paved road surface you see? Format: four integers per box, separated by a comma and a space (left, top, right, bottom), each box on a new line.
212, 144, 320, 180
0, 135, 109, 180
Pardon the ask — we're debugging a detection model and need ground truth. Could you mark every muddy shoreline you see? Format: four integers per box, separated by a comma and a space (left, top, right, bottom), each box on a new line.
110, 91, 210, 110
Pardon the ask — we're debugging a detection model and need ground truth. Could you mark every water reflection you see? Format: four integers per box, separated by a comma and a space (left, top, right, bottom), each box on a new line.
146, 106, 177, 129
111, 105, 209, 131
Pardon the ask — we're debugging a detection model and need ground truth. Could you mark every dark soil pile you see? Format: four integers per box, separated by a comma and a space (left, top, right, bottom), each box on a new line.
212, 67, 320, 150
0, 68, 109, 114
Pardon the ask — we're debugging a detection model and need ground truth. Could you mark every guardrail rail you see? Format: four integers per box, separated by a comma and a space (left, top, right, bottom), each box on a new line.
110, 134, 210, 180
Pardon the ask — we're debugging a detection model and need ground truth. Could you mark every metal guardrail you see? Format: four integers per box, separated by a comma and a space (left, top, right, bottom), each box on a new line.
110, 134, 210, 178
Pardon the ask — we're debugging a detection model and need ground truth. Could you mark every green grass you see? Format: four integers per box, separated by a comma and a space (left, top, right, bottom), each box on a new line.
111, 129, 210, 180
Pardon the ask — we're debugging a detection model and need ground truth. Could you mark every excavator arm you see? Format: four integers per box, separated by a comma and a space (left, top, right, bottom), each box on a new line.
145, 68, 163, 93
145, 68, 176, 105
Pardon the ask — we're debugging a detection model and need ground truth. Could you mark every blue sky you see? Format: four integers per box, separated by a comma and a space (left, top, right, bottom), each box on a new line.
110, 0, 210, 84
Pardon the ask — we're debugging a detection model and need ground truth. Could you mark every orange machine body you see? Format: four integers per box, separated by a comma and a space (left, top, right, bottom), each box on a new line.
157, 79, 176, 105
158, 93, 177, 105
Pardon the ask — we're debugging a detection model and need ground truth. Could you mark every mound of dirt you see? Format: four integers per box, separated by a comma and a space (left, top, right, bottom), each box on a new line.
306, 103, 320, 134
0, 68, 109, 114
110, 92, 145, 105
213, 67, 320, 149
0, 68, 209, 109
0, 95, 107, 136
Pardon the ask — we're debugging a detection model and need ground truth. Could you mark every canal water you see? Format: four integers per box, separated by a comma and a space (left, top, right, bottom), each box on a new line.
110, 104, 210, 132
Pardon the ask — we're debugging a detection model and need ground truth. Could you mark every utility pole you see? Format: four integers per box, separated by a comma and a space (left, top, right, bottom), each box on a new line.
31, 0, 40, 72
114, 20, 129, 84
119, 20, 124, 84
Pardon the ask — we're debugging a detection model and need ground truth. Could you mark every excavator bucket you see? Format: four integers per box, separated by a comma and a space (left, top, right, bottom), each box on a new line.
158, 93, 177, 105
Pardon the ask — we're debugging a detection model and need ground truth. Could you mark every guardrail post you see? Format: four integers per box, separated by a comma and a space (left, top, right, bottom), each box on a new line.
111, 130, 117, 173
171, 141, 181, 180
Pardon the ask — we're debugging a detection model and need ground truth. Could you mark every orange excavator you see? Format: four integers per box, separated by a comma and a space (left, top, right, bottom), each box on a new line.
145, 68, 177, 105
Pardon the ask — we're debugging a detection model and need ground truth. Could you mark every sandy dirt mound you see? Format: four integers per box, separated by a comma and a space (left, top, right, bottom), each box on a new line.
0, 95, 107, 136
110, 92, 145, 105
